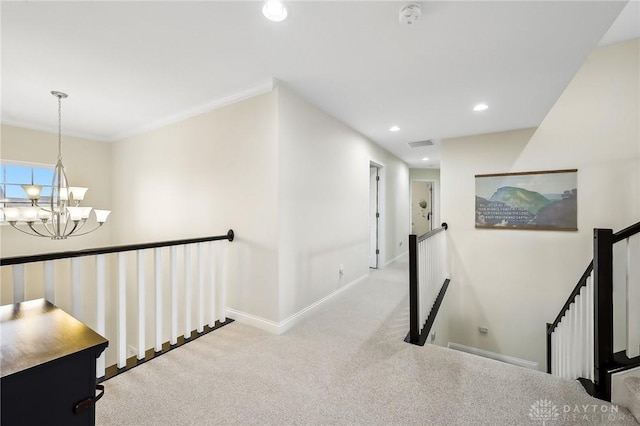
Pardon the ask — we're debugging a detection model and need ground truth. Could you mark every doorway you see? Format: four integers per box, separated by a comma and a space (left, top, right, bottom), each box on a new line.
411, 180, 433, 235
369, 165, 380, 269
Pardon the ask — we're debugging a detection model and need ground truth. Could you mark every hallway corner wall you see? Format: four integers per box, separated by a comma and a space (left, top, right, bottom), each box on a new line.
441, 39, 639, 370
276, 85, 410, 323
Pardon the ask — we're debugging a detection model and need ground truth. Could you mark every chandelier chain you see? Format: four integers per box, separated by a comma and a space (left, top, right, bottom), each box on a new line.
57, 95, 62, 159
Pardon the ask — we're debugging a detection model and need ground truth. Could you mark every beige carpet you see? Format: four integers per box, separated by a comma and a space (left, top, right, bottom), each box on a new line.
97, 260, 637, 425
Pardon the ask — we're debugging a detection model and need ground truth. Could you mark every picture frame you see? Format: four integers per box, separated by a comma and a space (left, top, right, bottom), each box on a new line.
475, 169, 577, 231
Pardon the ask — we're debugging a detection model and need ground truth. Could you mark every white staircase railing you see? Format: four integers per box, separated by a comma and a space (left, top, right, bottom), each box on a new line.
620, 232, 640, 358
547, 222, 640, 402
0, 230, 234, 380
406, 223, 449, 346
550, 269, 595, 382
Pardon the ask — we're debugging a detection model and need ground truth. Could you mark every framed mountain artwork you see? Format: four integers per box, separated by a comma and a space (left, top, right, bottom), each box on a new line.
475, 169, 577, 231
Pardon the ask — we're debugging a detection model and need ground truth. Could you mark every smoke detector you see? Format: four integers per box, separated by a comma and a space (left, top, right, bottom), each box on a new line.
399, 4, 421, 25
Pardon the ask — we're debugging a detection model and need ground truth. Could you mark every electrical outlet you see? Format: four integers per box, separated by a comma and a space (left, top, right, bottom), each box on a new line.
431, 332, 436, 342
479, 327, 488, 334
399, 241, 403, 246
339, 264, 344, 276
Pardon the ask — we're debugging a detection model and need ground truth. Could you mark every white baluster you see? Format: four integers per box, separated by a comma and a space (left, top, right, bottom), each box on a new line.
573, 300, 580, 378
586, 274, 595, 381
567, 310, 574, 379
557, 322, 564, 378
43, 261, 54, 303
552, 329, 557, 376
219, 242, 227, 323
418, 242, 424, 327
198, 243, 205, 333
117, 252, 127, 369
71, 257, 81, 319
137, 250, 145, 360
96, 254, 106, 378
551, 330, 556, 375
170, 246, 178, 345
579, 288, 588, 378
154, 247, 163, 353
627, 236, 640, 357
184, 244, 192, 339
562, 321, 569, 379
554, 325, 560, 377
209, 242, 217, 328
12, 265, 25, 304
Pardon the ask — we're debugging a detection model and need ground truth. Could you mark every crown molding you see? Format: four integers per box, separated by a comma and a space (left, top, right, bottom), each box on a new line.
107, 78, 277, 142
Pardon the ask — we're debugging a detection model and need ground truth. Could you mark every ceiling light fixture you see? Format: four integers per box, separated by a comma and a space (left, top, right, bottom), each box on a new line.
422, 157, 429, 161
473, 103, 489, 112
262, 1, 288, 22
389, 126, 400, 132
1, 91, 110, 239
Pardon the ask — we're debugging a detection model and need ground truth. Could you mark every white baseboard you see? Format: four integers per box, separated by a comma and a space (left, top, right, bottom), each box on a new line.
384, 250, 408, 267
225, 308, 280, 334
227, 272, 370, 335
447, 342, 540, 371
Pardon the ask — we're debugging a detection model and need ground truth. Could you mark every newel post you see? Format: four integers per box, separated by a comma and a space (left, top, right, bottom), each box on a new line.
408, 234, 419, 344
593, 228, 613, 401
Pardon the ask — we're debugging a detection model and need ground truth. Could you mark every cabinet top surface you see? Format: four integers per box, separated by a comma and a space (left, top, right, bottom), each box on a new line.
0, 299, 108, 378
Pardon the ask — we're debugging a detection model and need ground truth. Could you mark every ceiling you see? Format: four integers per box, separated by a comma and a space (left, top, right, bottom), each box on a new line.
2, 1, 638, 168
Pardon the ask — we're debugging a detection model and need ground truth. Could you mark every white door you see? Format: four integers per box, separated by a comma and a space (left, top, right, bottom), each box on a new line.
369, 166, 379, 268
411, 181, 432, 235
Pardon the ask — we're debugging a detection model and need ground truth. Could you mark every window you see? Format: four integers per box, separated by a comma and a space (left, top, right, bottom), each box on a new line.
1, 161, 55, 217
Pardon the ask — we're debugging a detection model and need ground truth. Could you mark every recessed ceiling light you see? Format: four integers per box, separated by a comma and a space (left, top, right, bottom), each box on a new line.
473, 103, 489, 112
389, 125, 400, 132
262, 1, 288, 22
422, 157, 429, 161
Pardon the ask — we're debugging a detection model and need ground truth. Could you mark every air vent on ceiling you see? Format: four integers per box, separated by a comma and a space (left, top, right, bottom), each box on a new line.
408, 140, 434, 148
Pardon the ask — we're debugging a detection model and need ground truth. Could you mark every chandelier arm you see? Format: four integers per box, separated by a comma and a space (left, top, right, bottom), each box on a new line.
68, 223, 105, 237
27, 222, 53, 237
8, 222, 45, 237
70, 219, 89, 234
61, 216, 73, 236
39, 220, 58, 238
65, 220, 82, 236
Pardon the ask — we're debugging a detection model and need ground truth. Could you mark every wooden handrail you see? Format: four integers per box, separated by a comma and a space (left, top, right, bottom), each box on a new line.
547, 260, 593, 333
613, 220, 640, 243
0, 230, 235, 266
415, 279, 451, 346
416, 222, 448, 243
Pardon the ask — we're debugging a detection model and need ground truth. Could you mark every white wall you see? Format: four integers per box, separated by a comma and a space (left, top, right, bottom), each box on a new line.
2, 85, 410, 345
109, 85, 410, 330
441, 39, 640, 369
110, 91, 281, 322
277, 85, 410, 322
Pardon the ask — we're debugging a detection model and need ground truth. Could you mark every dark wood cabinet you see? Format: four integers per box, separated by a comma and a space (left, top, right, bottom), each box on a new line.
1, 298, 108, 426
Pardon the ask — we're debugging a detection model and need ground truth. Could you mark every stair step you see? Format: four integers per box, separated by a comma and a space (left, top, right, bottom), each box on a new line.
625, 377, 640, 423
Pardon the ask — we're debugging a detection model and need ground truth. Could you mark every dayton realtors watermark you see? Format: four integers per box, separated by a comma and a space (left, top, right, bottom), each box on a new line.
529, 399, 632, 424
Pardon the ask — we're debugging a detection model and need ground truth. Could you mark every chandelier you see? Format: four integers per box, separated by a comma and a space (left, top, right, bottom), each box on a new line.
2, 91, 110, 239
